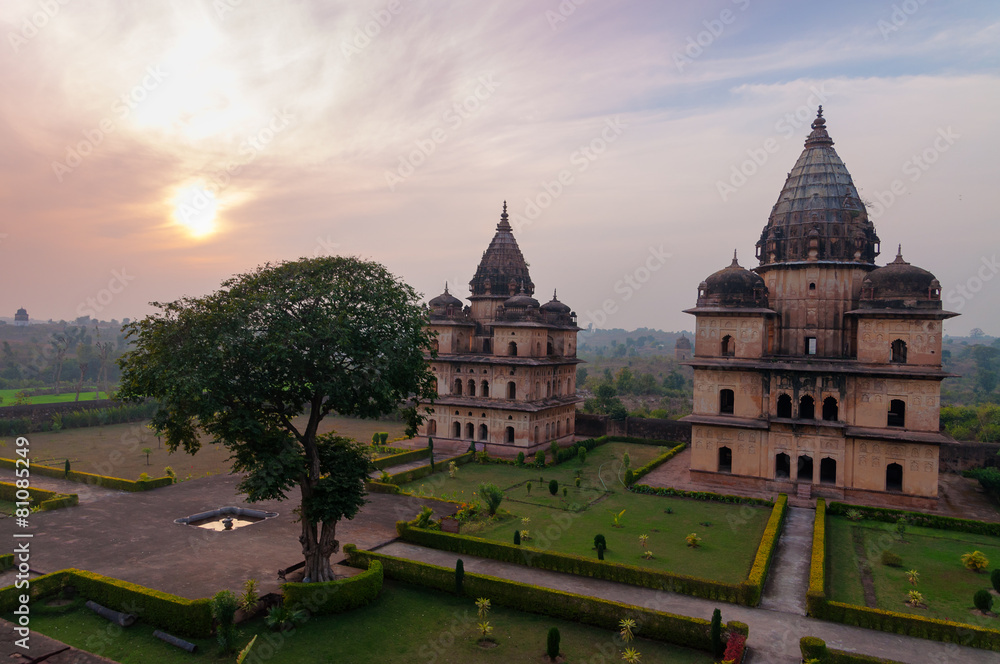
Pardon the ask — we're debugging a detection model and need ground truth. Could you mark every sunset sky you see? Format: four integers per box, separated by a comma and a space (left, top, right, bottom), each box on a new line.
2, 0, 997, 335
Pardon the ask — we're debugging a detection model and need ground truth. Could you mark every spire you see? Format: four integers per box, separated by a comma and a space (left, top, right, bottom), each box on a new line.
891, 244, 909, 265
552, 289, 558, 300
497, 200, 511, 231
729, 249, 740, 268
444, 282, 449, 294
804, 106, 834, 148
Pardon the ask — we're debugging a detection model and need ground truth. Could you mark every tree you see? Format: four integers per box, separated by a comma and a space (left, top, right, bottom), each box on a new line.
117, 256, 437, 582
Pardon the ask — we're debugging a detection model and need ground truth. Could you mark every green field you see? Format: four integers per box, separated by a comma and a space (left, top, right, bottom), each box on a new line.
827, 515, 1000, 628
400, 443, 771, 584
0, 388, 111, 406
23, 581, 713, 664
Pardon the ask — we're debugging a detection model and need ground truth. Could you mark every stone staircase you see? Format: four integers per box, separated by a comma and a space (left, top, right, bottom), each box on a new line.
797, 482, 812, 501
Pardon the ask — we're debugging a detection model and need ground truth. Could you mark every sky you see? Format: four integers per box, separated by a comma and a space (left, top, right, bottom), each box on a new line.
1, 0, 998, 336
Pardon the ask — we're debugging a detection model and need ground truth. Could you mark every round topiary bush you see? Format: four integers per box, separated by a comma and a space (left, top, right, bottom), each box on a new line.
516, 452, 525, 466
974, 588, 994, 613
594, 534, 607, 550
549, 479, 558, 495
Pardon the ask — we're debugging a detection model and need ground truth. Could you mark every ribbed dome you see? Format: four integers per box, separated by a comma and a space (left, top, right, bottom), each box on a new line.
469, 202, 534, 298
540, 290, 571, 314
428, 284, 464, 311
860, 246, 942, 310
697, 252, 768, 308
756, 107, 880, 266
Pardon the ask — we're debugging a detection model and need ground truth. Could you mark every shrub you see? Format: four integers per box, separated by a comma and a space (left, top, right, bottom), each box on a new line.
686, 533, 701, 548
526, 482, 532, 494
578, 447, 586, 463
455, 559, 464, 594
881, 551, 902, 567
710, 608, 723, 658
575, 477, 581, 488
625, 469, 634, 486
427, 437, 433, 452
905, 569, 919, 586
548, 479, 558, 496
594, 534, 607, 550
479, 483, 504, 516
723, 632, 746, 663
477, 450, 489, 464
379, 432, 389, 444
563, 487, 568, 497
550, 441, 559, 459
164, 466, 177, 483
372, 433, 379, 444
63, 459, 70, 477
212, 590, 239, 653
975, 588, 994, 613
992, 568, 1000, 593
597, 543, 605, 560
963, 551, 991, 572
535, 451, 545, 467
414, 506, 434, 528
239, 578, 259, 614
546, 627, 560, 661
906, 589, 924, 607
622, 452, 630, 468
283, 561, 383, 615
516, 452, 525, 466
846, 508, 863, 521
514, 530, 520, 545
265, 605, 306, 632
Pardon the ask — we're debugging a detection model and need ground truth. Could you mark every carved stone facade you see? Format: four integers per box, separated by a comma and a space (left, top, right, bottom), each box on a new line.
682, 109, 957, 501
418, 203, 583, 450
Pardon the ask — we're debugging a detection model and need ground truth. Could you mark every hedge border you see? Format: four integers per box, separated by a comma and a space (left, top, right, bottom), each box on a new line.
0, 481, 78, 512
827, 501, 1000, 537
807, 498, 1000, 651
382, 451, 475, 485
0, 554, 12, 571
0, 569, 212, 637
372, 448, 430, 471
0, 458, 172, 492
800, 636, 908, 664
629, 484, 775, 507
628, 442, 687, 485
282, 560, 383, 614
343, 544, 748, 652
394, 495, 787, 607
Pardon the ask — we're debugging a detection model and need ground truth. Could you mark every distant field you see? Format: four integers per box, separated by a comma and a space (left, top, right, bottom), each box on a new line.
0, 388, 111, 406
0, 415, 408, 481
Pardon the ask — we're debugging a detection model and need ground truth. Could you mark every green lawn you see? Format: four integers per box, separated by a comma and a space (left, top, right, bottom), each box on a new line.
827, 515, 1000, 628
400, 443, 771, 584
24, 581, 714, 664
0, 388, 111, 406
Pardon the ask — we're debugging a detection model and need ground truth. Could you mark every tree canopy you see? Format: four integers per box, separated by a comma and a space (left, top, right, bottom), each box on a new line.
117, 256, 436, 581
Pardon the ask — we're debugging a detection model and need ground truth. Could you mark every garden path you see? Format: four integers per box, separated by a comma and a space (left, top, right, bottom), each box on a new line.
758, 506, 812, 615
375, 540, 994, 664
0, 468, 121, 504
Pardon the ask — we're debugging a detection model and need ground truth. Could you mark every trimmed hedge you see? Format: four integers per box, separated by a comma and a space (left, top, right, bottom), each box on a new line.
372, 448, 430, 470
395, 516, 764, 606
283, 560, 383, 614
343, 545, 748, 651
0, 458, 172, 492
0, 481, 77, 512
627, 443, 687, 485
0, 569, 212, 638
630, 484, 774, 507
382, 452, 474, 485
809, 499, 1000, 651
800, 636, 909, 663
0, 554, 12, 571
365, 480, 401, 494
743, 494, 787, 606
827, 501, 1000, 538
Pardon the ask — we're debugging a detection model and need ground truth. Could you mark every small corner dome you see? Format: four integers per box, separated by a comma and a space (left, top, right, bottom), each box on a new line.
540, 290, 571, 314
428, 284, 464, 310
675, 336, 691, 349
861, 246, 941, 307
697, 251, 767, 308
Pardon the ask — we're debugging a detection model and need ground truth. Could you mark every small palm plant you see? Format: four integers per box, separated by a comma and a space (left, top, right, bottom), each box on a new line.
905, 569, 919, 586
610, 509, 626, 528
638, 534, 648, 549
906, 590, 924, 607
643, 550, 654, 560
619, 618, 640, 662
686, 532, 702, 548
622, 648, 642, 663
476, 597, 491, 620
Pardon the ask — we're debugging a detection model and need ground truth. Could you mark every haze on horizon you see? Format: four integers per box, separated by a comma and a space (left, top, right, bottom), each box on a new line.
1, 0, 997, 335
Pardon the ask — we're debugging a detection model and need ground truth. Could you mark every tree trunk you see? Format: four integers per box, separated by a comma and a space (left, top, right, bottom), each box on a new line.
300, 517, 339, 583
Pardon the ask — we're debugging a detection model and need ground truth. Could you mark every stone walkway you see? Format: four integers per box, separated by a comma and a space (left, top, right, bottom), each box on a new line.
759, 506, 812, 615
0, 469, 122, 504
375, 539, 994, 664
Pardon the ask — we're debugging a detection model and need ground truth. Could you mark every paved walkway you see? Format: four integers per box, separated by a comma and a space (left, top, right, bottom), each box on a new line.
759, 506, 812, 615
375, 540, 995, 664
0, 469, 122, 504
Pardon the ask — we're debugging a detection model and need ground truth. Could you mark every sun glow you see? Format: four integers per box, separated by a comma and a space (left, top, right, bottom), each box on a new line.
172, 185, 219, 239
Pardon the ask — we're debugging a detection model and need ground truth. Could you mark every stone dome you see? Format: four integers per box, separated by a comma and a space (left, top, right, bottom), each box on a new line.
697, 251, 768, 308
675, 335, 691, 350
469, 202, 534, 298
428, 284, 464, 311
540, 290, 571, 314
504, 285, 539, 309
860, 246, 942, 309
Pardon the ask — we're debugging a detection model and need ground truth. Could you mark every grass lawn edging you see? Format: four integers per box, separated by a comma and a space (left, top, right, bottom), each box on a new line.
800, 636, 908, 663
371, 448, 430, 471
282, 560, 383, 615
629, 483, 775, 507
380, 451, 475, 486
0, 569, 212, 638
627, 442, 687, 485
0, 481, 78, 511
0, 458, 172, 492
807, 498, 1000, 652
394, 496, 788, 607
343, 544, 749, 653
827, 501, 1000, 537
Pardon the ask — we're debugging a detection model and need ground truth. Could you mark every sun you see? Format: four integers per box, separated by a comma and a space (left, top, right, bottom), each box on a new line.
172, 185, 218, 238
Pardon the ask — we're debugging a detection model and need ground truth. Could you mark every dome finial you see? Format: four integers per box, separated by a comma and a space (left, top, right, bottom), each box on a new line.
553, 288, 558, 300
891, 244, 909, 265
730, 249, 740, 268
497, 200, 511, 231
444, 282, 449, 294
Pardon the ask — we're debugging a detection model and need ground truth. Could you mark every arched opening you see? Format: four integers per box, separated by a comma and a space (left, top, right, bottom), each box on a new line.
465, 422, 474, 439
556, 421, 562, 437
453, 378, 462, 396
506, 426, 515, 444
536, 342, 541, 356
887, 399, 906, 427
890, 339, 907, 364
718, 446, 732, 473
775, 453, 790, 479
481, 380, 489, 397
427, 420, 437, 436
719, 389, 735, 415
545, 423, 550, 439
452, 421, 461, 438
822, 397, 839, 421
886, 463, 903, 492
547, 340, 554, 355
534, 426, 539, 444
467, 380, 476, 397
776, 394, 792, 418
478, 424, 488, 441
721, 335, 735, 357
507, 381, 517, 400
820, 457, 837, 484
546, 382, 552, 398
482, 339, 491, 353
799, 395, 815, 420
535, 381, 541, 398
566, 417, 571, 433
797, 455, 813, 483
507, 341, 517, 356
